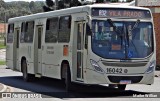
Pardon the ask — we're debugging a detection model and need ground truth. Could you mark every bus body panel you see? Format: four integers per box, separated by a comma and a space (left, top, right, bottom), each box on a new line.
6, 43, 14, 69
42, 43, 68, 79
19, 43, 35, 74
6, 22, 21, 71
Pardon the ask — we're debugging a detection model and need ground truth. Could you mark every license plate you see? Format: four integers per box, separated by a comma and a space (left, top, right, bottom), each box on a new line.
120, 80, 131, 84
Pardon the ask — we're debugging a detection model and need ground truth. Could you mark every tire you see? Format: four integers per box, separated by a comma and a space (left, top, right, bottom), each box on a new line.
22, 60, 32, 82
117, 84, 126, 90
109, 84, 117, 88
64, 64, 72, 91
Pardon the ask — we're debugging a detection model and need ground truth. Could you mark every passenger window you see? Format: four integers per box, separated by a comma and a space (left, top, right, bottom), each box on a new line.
58, 16, 71, 43
45, 17, 58, 43
23, 21, 34, 43
20, 22, 25, 43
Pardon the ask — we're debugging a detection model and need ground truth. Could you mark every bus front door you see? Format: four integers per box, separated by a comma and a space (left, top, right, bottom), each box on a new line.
76, 22, 86, 81
34, 26, 43, 76
13, 28, 20, 71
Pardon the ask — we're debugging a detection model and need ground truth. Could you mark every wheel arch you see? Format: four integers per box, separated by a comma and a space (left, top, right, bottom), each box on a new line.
61, 60, 71, 80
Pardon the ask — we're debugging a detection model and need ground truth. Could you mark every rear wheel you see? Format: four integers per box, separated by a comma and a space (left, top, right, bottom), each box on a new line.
117, 84, 126, 90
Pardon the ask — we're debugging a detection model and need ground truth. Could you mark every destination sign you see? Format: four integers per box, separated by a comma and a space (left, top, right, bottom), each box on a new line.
92, 8, 151, 19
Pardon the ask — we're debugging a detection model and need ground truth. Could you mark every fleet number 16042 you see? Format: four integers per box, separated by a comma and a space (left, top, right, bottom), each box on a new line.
106, 68, 125, 73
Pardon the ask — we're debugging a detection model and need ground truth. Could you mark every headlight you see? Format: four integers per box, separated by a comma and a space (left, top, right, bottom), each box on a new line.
90, 59, 104, 74
145, 60, 156, 74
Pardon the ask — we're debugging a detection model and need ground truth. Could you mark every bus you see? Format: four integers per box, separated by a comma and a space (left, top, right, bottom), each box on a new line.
6, 3, 156, 91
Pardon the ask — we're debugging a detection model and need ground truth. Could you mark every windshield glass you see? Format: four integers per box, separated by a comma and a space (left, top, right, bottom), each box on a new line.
91, 20, 153, 59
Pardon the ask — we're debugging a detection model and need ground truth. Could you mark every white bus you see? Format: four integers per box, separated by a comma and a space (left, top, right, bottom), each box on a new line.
6, 3, 156, 91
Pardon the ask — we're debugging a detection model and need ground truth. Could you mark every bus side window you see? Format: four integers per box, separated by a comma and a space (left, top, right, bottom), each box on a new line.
58, 16, 71, 43
25, 22, 28, 32
24, 21, 34, 43
45, 17, 58, 43
46, 19, 50, 30
7, 24, 14, 43
20, 22, 25, 43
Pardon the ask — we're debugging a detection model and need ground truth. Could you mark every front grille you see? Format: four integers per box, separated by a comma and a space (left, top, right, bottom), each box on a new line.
102, 61, 147, 67
108, 76, 143, 83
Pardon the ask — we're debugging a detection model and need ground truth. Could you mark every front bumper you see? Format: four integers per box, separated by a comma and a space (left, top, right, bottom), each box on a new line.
84, 68, 154, 85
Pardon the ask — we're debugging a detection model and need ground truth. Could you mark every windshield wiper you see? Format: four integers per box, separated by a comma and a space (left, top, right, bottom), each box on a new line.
128, 19, 140, 36
126, 19, 140, 46
123, 24, 129, 58
132, 19, 140, 30
107, 19, 116, 29
127, 19, 140, 58
107, 19, 121, 33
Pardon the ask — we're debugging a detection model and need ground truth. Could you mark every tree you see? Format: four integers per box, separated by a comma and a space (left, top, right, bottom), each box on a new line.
70, 0, 82, 7
46, 0, 54, 7
110, 0, 119, 2
43, 0, 54, 12
126, 0, 134, 2
43, 0, 83, 11
58, 0, 65, 9
64, 0, 71, 4
0, 0, 5, 7
29, 1, 35, 13
0, 1, 44, 22
96, 0, 105, 3
33, 1, 44, 13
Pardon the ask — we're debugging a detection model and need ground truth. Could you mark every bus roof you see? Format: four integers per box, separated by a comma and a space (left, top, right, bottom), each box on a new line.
8, 4, 151, 23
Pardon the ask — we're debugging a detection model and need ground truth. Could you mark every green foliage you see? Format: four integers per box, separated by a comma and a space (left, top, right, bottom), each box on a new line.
0, 42, 6, 49
0, 61, 6, 65
43, 0, 82, 11
0, 1, 44, 22
46, 0, 54, 7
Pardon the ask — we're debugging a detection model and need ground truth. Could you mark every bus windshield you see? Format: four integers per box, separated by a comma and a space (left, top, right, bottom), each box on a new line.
91, 20, 153, 59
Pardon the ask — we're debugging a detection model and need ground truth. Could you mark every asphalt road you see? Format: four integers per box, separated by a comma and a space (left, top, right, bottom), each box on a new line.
0, 65, 160, 101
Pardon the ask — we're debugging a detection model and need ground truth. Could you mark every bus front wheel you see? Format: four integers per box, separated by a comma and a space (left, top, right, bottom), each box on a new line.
22, 60, 32, 82
64, 64, 72, 91
117, 84, 126, 90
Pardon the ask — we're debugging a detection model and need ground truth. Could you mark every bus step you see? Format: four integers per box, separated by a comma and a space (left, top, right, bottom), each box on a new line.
76, 78, 84, 82
35, 73, 42, 78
